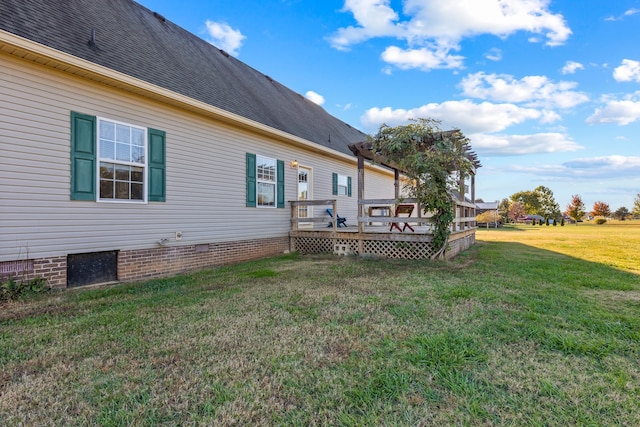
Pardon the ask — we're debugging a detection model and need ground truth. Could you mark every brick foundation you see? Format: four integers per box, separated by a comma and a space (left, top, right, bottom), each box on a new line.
0, 236, 290, 289
0, 257, 67, 289
118, 236, 290, 283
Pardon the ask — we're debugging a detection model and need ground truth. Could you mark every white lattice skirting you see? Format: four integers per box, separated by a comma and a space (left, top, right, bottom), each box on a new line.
293, 232, 475, 260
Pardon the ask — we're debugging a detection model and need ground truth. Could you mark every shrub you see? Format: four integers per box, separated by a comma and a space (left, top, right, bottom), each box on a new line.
595, 217, 607, 225
1, 276, 48, 302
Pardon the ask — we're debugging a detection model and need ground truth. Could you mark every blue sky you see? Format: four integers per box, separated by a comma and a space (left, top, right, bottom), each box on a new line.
137, 0, 640, 211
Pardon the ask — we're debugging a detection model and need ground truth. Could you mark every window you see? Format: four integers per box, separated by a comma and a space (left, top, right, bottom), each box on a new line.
332, 173, 352, 197
98, 118, 146, 201
257, 155, 276, 207
337, 174, 348, 196
70, 112, 166, 203
245, 153, 285, 208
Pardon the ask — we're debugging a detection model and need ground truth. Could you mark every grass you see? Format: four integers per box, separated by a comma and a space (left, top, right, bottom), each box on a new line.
1, 223, 639, 425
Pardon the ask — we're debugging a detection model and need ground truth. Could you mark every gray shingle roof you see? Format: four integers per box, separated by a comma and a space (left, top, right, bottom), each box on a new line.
476, 202, 498, 210
0, 0, 366, 156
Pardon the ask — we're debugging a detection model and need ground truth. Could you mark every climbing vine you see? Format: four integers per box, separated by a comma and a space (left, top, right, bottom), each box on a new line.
369, 118, 475, 257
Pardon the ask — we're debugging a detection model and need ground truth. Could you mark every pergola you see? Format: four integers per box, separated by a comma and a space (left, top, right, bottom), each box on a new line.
289, 130, 481, 260
347, 130, 481, 234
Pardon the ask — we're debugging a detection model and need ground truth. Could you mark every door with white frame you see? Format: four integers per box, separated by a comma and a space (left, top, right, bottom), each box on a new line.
297, 166, 313, 228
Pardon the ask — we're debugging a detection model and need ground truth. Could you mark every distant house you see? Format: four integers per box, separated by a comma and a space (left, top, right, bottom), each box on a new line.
519, 214, 545, 224
475, 201, 499, 215
0, 0, 400, 287
475, 200, 500, 227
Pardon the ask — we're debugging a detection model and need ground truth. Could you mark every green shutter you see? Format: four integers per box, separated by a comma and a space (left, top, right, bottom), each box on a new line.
277, 159, 285, 208
332, 173, 338, 196
148, 128, 166, 202
70, 111, 96, 200
246, 153, 256, 207
347, 176, 352, 197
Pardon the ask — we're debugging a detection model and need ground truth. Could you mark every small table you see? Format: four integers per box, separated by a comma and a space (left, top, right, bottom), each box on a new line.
390, 204, 415, 232
368, 205, 391, 225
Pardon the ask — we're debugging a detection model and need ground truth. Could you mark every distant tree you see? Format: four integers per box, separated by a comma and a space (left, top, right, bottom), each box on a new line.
476, 210, 501, 228
498, 198, 510, 223
511, 190, 541, 215
632, 193, 640, 217
591, 201, 611, 218
511, 186, 560, 219
613, 207, 630, 220
507, 201, 526, 223
535, 186, 561, 220
565, 194, 586, 224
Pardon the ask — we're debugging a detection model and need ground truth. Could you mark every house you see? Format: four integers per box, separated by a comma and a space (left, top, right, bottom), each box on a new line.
519, 214, 545, 224
0, 0, 401, 288
475, 200, 500, 228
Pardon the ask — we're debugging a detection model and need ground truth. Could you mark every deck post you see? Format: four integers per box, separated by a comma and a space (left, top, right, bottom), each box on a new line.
471, 173, 476, 227
357, 155, 365, 235
394, 168, 399, 199
357, 155, 365, 254
291, 201, 298, 231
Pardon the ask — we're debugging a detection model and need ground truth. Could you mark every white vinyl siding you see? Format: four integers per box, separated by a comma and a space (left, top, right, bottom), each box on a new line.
0, 53, 395, 261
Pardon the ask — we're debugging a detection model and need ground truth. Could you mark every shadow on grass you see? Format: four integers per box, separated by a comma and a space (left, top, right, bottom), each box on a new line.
478, 224, 544, 232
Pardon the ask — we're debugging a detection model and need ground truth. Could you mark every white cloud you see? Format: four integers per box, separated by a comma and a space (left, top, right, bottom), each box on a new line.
563, 155, 640, 170
471, 133, 582, 156
329, 0, 401, 51
586, 93, 640, 125
204, 20, 246, 56
484, 48, 502, 61
381, 45, 464, 70
360, 99, 557, 134
459, 72, 589, 108
360, 99, 581, 156
561, 61, 584, 74
329, 0, 571, 70
558, 156, 640, 179
605, 8, 640, 21
613, 59, 640, 82
305, 91, 325, 106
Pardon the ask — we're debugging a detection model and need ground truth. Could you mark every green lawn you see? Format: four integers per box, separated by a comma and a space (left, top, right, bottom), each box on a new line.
1, 223, 639, 426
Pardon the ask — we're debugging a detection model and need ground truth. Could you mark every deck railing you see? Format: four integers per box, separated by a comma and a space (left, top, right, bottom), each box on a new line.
289, 198, 476, 233
290, 199, 340, 232
289, 199, 476, 259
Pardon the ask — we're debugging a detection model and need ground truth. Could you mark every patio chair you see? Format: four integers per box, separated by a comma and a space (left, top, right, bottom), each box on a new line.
326, 208, 347, 228
390, 204, 415, 232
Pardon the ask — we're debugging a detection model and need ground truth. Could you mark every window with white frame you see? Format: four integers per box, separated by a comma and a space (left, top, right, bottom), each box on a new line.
331, 172, 352, 197
98, 118, 147, 202
337, 174, 348, 195
256, 155, 276, 207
